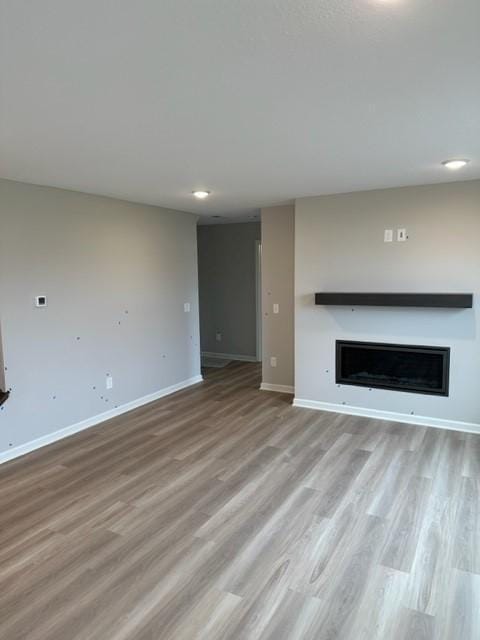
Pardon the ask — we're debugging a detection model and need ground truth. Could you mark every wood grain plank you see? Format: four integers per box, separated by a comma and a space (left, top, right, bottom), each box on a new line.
0, 361, 477, 639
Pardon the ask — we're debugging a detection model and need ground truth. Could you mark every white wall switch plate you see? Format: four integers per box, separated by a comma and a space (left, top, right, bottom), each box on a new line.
270, 356, 277, 367
35, 295, 47, 307
106, 375, 113, 390
215, 332, 222, 342
273, 303, 279, 314
397, 228, 407, 242
183, 302, 191, 312
384, 229, 393, 243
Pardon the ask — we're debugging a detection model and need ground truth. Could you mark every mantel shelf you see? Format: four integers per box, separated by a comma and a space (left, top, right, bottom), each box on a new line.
314, 292, 473, 309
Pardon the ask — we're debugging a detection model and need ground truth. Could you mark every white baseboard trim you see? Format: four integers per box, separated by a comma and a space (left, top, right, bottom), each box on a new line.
0, 374, 204, 466
292, 398, 480, 435
260, 383, 295, 394
201, 351, 258, 363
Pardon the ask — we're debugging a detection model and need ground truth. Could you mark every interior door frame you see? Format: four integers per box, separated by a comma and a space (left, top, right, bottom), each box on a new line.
255, 239, 262, 362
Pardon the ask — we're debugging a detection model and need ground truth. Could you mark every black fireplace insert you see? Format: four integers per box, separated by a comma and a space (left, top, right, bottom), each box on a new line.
336, 341, 450, 396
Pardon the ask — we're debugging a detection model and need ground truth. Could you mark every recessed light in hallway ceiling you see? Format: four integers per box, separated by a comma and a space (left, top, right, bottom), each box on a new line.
193, 190, 211, 199
442, 159, 470, 170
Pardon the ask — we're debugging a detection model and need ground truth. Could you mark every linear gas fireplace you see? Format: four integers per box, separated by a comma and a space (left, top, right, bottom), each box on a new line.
336, 341, 450, 396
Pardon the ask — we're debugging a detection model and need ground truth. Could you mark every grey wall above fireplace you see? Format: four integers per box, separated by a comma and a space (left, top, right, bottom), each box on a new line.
294, 179, 480, 430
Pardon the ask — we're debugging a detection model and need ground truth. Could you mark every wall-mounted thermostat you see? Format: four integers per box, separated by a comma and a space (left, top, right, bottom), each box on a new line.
35, 295, 47, 307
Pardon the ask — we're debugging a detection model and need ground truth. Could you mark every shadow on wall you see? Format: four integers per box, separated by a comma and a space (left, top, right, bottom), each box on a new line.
0, 322, 9, 405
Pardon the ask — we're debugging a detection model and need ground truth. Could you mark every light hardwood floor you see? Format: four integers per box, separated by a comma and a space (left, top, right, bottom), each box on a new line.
0, 362, 479, 639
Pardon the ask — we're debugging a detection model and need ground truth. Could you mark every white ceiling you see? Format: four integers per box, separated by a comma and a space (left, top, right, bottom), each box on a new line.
1, 1, 479, 222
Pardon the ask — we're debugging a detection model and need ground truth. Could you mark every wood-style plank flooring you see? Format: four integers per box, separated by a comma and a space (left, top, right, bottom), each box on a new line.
0, 362, 479, 639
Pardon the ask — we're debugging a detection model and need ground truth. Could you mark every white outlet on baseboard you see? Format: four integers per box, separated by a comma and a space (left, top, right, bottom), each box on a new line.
270, 356, 277, 367
106, 375, 113, 390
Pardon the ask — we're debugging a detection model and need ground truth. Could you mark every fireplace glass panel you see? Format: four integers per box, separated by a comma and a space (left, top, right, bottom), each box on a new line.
336, 341, 449, 396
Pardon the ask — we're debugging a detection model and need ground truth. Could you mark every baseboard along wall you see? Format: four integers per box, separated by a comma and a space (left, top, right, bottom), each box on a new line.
293, 397, 480, 435
0, 375, 204, 465
201, 351, 259, 363
260, 382, 295, 394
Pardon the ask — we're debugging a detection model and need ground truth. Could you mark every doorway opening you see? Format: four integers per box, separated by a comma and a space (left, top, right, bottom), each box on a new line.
197, 220, 261, 377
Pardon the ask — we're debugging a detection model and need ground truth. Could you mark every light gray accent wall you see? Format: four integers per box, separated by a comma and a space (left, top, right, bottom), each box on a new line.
295, 180, 480, 425
0, 179, 201, 453
261, 205, 295, 388
197, 222, 261, 358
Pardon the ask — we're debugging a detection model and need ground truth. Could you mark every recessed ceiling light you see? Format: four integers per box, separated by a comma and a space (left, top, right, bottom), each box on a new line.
192, 190, 210, 199
442, 159, 470, 170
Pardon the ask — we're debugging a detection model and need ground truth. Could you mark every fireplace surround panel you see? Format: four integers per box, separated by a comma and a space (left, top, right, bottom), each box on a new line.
336, 341, 450, 396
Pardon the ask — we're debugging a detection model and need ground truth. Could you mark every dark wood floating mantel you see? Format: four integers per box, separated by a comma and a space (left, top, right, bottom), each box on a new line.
315, 292, 473, 309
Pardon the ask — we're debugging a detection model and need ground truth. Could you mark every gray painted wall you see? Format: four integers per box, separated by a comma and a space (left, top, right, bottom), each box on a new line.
0, 179, 201, 454
295, 180, 480, 426
197, 222, 261, 358
261, 205, 295, 388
